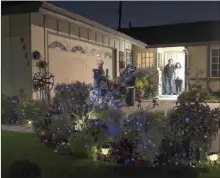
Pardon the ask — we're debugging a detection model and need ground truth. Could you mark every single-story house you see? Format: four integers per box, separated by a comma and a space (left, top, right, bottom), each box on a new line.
2, 1, 148, 101
119, 21, 220, 100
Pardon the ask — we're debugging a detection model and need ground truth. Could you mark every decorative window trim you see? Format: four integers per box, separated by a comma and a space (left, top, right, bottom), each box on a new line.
104, 52, 112, 58
90, 49, 101, 57
48, 41, 67, 51
210, 45, 220, 78
71, 46, 86, 54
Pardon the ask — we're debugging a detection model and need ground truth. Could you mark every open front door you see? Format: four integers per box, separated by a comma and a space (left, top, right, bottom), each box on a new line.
156, 47, 186, 100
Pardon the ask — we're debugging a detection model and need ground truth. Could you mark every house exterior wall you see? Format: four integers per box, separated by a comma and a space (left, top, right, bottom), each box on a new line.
188, 46, 208, 78
31, 12, 135, 78
1, 14, 32, 98
188, 45, 220, 92
30, 11, 143, 99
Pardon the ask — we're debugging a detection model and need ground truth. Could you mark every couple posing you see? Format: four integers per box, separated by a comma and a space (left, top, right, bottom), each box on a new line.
163, 59, 184, 95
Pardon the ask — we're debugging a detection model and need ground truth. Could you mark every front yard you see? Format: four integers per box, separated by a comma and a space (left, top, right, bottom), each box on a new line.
2, 131, 220, 178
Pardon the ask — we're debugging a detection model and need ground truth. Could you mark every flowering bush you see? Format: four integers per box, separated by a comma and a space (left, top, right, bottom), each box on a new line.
67, 108, 165, 165
53, 82, 91, 119
156, 92, 220, 166
1, 90, 48, 126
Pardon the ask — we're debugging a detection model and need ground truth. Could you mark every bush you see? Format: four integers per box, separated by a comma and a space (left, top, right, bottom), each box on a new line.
69, 108, 166, 165
1, 91, 48, 126
52, 82, 90, 119
178, 89, 218, 104
1, 94, 18, 124
156, 91, 220, 166
8, 159, 41, 178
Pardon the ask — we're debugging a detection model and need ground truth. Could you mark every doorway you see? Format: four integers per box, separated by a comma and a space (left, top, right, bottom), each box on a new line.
157, 47, 186, 100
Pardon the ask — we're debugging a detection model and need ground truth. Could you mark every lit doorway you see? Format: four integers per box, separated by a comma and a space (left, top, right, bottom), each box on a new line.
157, 47, 186, 100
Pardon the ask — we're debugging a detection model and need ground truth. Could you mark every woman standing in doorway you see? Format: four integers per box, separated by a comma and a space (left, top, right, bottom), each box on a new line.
174, 62, 184, 95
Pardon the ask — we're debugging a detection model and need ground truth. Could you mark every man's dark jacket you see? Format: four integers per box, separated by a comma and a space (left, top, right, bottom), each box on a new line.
164, 64, 174, 77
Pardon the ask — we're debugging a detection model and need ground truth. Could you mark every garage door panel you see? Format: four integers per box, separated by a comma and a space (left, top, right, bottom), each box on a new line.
85, 56, 97, 84
48, 35, 115, 100
102, 57, 113, 79
49, 50, 70, 83
70, 61, 86, 83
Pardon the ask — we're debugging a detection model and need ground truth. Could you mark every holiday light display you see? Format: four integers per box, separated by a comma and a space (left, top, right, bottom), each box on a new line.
4, 62, 220, 168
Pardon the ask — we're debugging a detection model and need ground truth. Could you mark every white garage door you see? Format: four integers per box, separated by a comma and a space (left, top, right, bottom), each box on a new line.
48, 34, 115, 99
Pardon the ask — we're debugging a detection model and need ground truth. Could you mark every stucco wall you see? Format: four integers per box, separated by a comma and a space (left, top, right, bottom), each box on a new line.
188, 46, 208, 78
1, 14, 32, 98
188, 45, 220, 92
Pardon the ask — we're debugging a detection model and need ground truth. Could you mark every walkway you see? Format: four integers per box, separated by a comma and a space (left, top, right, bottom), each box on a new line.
122, 100, 220, 113
2, 125, 34, 133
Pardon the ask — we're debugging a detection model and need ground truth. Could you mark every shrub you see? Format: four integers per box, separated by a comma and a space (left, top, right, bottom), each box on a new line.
12, 90, 48, 127
156, 91, 220, 166
70, 108, 166, 165
1, 94, 17, 124
52, 82, 90, 119
1, 91, 48, 126
135, 77, 148, 101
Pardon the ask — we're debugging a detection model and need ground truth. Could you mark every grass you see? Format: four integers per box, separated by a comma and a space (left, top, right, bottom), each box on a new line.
2, 131, 117, 178
2, 131, 220, 178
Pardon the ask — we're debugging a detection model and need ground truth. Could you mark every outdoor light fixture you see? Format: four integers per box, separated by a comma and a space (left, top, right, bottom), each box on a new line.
101, 144, 111, 155
101, 148, 110, 155
28, 120, 32, 125
208, 152, 219, 162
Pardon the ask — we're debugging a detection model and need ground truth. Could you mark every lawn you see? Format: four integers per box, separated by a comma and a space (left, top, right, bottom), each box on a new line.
2, 131, 220, 178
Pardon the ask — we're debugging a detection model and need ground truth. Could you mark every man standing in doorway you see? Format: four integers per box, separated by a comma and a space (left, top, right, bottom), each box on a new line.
163, 59, 174, 95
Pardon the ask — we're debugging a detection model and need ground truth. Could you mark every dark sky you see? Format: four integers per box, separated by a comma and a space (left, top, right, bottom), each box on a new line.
52, 1, 220, 28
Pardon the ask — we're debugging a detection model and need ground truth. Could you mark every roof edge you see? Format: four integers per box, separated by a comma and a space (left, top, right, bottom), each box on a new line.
41, 2, 147, 47
118, 20, 220, 31
146, 41, 220, 48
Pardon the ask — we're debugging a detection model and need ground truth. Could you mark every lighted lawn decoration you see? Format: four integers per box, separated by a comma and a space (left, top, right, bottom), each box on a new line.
32, 51, 55, 93
85, 60, 134, 113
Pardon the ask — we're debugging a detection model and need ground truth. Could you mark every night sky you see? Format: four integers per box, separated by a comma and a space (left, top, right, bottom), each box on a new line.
52, 1, 220, 28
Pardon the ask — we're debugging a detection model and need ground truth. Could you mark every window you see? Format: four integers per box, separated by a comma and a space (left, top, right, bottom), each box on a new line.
90, 49, 101, 57
126, 49, 132, 65
71, 46, 85, 53
48, 41, 67, 51
210, 47, 220, 78
137, 52, 155, 68
104, 52, 112, 58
